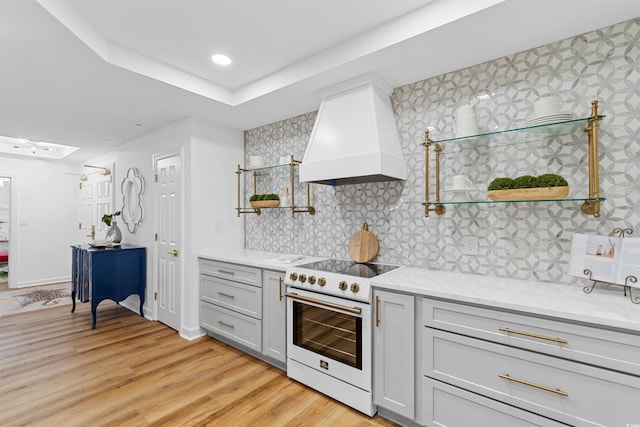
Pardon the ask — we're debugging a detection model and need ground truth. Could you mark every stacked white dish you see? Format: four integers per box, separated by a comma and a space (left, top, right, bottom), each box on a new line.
526, 112, 574, 126
525, 95, 574, 126
246, 155, 265, 169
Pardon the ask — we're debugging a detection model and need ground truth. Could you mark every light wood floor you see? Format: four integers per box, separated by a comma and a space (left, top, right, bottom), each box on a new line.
0, 301, 398, 427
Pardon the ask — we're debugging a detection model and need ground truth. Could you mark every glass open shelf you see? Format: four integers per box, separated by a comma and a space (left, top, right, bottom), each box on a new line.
423, 196, 606, 206
422, 100, 604, 218
422, 115, 605, 147
241, 162, 293, 173
236, 157, 315, 216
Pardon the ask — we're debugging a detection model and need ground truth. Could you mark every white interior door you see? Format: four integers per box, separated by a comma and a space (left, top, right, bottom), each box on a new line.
79, 166, 114, 242
155, 153, 182, 331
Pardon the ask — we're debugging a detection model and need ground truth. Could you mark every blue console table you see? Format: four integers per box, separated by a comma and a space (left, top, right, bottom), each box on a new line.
71, 244, 146, 329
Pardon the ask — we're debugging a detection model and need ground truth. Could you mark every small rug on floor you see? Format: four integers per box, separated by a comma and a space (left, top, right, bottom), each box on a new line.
0, 283, 72, 316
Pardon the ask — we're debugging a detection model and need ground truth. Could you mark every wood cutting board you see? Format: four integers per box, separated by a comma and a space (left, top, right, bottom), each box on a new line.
348, 222, 379, 263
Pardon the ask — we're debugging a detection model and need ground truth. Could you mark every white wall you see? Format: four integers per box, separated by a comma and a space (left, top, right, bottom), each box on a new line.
91, 117, 244, 339
86, 118, 192, 321
184, 118, 244, 336
0, 155, 79, 287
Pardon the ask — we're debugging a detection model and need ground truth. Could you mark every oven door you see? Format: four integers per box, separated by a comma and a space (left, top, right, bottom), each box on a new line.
286, 287, 371, 391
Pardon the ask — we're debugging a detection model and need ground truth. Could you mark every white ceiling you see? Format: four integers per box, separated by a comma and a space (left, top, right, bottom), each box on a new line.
1, 0, 639, 162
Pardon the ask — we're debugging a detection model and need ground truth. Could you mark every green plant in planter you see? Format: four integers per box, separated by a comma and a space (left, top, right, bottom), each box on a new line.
535, 173, 568, 187
512, 175, 537, 188
101, 211, 121, 227
249, 193, 279, 202
487, 177, 515, 191
488, 174, 567, 191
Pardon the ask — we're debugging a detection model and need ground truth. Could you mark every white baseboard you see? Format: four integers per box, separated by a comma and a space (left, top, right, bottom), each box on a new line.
180, 326, 206, 341
14, 276, 71, 288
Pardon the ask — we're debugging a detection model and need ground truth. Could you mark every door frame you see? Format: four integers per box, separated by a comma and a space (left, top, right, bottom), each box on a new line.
152, 149, 184, 327
1, 174, 17, 289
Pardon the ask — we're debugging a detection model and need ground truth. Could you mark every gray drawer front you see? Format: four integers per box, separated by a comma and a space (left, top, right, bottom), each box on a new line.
199, 258, 262, 287
423, 328, 640, 427
200, 275, 262, 319
422, 377, 564, 427
422, 298, 640, 376
200, 301, 262, 352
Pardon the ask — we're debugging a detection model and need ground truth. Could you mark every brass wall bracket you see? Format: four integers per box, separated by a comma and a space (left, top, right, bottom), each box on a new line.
581, 100, 602, 218
424, 131, 446, 218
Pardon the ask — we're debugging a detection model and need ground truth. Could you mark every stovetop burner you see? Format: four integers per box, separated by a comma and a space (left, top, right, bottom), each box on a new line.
295, 259, 400, 278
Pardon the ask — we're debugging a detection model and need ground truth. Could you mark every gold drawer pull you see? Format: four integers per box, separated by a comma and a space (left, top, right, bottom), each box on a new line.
499, 374, 568, 397
499, 328, 568, 344
217, 320, 235, 329
217, 292, 235, 299
217, 269, 236, 276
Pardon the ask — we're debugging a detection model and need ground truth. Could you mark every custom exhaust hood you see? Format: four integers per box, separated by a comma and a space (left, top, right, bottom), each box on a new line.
300, 74, 407, 186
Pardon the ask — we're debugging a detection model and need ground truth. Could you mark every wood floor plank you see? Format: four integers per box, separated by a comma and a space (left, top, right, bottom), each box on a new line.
0, 301, 398, 427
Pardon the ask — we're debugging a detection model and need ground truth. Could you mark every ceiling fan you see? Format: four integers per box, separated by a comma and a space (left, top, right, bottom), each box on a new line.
12, 139, 50, 155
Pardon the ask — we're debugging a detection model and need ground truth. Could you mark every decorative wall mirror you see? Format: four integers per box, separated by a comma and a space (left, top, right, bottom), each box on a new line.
121, 167, 144, 233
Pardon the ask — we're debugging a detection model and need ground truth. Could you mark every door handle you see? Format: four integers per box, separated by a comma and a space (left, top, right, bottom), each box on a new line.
375, 295, 380, 327
86, 225, 95, 239
167, 249, 179, 257
285, 292, 362, 315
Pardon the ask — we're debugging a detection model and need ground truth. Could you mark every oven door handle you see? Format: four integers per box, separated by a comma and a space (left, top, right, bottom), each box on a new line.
285, 292, 362, 315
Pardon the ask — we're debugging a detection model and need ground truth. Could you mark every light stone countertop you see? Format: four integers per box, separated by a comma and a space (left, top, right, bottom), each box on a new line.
198, 249, 326, 272
197, 250, 640, 333
372, 267, 640, 333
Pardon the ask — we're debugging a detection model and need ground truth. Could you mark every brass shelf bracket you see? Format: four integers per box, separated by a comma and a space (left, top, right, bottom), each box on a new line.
424, 131, 445, 218
581, 100, 603, 218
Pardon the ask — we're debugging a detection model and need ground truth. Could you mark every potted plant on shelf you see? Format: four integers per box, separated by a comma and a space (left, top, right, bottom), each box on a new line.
487, 174, 569, 201
249, 193, 280, 208
101, 211, 122, 243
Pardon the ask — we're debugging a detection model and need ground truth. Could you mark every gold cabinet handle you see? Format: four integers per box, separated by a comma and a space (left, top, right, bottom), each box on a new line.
285, 293, 361, 315
499, 374, 568, 397
217, 320, 234, 329
217, 292, 235, 299
279, 277, 283, 301
499, 328, 568, 344
375, 295, 380, 327
217, 269, 235, 276
167, 249, 179, 257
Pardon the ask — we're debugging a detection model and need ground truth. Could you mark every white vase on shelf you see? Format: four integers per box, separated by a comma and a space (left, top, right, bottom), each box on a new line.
105, 220, 122, 244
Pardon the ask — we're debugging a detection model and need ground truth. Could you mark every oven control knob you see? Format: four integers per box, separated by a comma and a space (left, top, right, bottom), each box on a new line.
289, 272, 298, 281
338, 281, 348, 291
350, 283, 360, 293
308, 276, 316, 285
318, 277, 326, 286
299, 274, 307, 283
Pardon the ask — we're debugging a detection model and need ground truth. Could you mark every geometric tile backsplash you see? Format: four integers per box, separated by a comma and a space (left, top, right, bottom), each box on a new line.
245, 18, 640, 286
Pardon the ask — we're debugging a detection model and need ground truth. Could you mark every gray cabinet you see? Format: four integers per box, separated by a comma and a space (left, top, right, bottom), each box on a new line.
199, 257, 287, 369
421, 298, 640, 426
199, 258, 263, 352
373, 289, 415, 419
262, 269, 286, 364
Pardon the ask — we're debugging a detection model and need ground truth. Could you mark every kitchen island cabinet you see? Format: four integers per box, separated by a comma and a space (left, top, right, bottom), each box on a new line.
373, 289, 415, 420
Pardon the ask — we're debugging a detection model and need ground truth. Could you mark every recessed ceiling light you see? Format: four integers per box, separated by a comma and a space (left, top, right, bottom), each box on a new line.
211, 54, 232, 66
